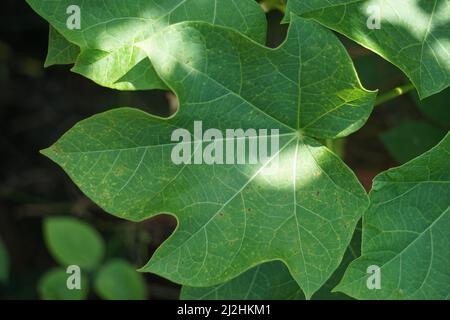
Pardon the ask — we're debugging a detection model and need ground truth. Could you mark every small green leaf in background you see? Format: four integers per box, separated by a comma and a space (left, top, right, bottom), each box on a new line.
380, 120, 447, 164
0, 238, 9, 283
335, 133, 450, 299
94, 259, 147, 300
42, 17, 375, 298
38, 268, 88, 300
353, 53, 403, 92
288, 0, 450, 98
381, 87, 449, 164
26, 0, 267, 90
44, 217, 105, 270
412, 88, 450, 129
44, 26, 79, 68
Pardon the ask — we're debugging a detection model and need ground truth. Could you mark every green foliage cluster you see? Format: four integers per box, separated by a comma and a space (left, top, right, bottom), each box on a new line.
26, 0, 449, 300
39, 217, 147, 300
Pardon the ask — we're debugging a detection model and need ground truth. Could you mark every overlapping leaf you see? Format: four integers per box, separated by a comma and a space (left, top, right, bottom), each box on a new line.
287, 0, 450, 98
45, 26, 80, 67
335, 133, 450, 299
26, 0, 267, 90
181, 261, 304, 300
181, 225, 361, 300
42, 17, 375, 298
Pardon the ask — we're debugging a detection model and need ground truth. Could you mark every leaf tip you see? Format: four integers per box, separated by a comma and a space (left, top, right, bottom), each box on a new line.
40, 146, 58, 162
40, 146, 51, 156
136, 258, 154, 273
330, 285, 341, 294
43, 59, 54, 69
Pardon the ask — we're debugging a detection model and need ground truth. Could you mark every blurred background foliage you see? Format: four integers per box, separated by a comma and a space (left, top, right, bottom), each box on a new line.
0, 0, 448, 300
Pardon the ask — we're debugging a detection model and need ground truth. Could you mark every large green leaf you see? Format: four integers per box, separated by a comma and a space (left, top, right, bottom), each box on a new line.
335, 133, 450, 299
44, 217, 105, 270
287, 0, 450, 98
42, 17, 375, 298
26, 0, 267, 90
94, 259, 147, 300
0, 238, 9, 283
181, 224, 361, 300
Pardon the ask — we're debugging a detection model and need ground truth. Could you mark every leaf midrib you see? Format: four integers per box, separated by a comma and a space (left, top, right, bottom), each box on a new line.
148, 137, 297, 279
50, 133, 296, 155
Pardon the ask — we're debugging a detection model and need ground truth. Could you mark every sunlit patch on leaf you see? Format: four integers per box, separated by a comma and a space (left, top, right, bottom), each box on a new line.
288, 0, 450, 98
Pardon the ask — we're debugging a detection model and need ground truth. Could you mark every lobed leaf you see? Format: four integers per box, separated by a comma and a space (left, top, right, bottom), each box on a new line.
26, 0, 267, 90
41, 17, 374, 298
287, 0, 450, 98
181, 224, 361, 300
335, 133, 450, 299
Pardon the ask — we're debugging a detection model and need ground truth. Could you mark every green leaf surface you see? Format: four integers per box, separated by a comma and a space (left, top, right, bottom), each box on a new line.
335, 133, 450, 299
181, 224, 361, 300
38, 268, 88, 300
136, 17, 376, 139
45, 26, 79, 67
180, 261, 303, 300
0, 238, 9, 283
380, 120, 447, 164
26, 0, 267, 91
287, 0, 450, 98
42, 17, 374, 298
44, 217, 105, 270
312, 223, 361, 300
94, 259, 147, 300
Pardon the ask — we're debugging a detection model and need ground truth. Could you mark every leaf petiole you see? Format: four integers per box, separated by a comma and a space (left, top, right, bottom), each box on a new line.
375, 83, 415, 106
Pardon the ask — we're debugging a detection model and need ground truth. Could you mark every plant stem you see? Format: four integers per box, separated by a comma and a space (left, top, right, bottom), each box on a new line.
261, 0, 286, 13
375, 83, 415, 106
